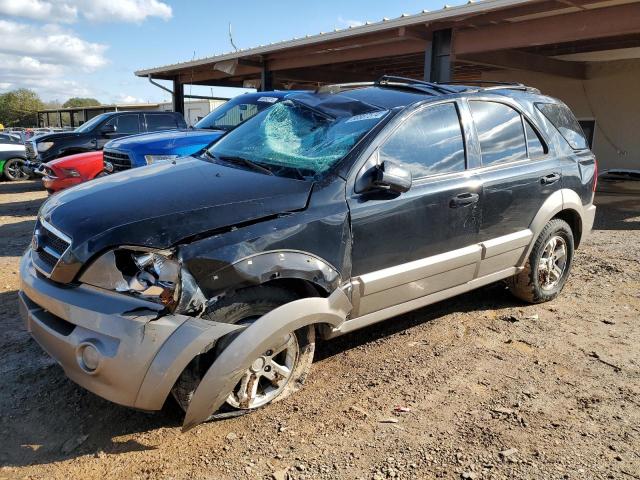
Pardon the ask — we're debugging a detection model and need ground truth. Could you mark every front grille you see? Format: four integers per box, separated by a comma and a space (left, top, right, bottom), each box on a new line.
32, 220, 71, 276
103, 149, 132, 172
25, 142, 38, 160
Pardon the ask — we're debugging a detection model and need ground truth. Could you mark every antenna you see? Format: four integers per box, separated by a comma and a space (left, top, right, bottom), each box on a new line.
228, 23, 238, 52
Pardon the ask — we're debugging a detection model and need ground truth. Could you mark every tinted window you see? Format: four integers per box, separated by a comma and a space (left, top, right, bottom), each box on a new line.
536, 102, 588, 150
115, 114, 139, 135
524, 120, 545, 158
380, 103, 465, 178
146, 113, 178, 132
470, 101, 527, 166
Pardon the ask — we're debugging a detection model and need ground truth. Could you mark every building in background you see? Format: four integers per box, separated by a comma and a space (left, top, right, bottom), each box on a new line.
158, 98, 228, 126
37, 97, 230, 128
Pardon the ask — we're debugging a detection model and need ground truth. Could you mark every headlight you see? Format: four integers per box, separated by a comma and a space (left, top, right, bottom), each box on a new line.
37, 141, 54, 152
79, 249, 180, 308
144, 154, 178, 165
60, 167, 80, 178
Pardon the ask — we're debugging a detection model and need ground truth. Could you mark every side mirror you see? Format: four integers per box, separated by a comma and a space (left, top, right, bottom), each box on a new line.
373, 160, 412, 194
100, 124, 116, 135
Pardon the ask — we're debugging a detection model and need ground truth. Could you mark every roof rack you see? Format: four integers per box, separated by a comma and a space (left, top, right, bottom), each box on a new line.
317, 82, 375, 93
436, 80, 537, 93
376, 75, 458, 95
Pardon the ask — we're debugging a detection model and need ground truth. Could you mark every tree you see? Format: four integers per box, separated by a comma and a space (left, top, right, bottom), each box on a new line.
62, 97, 101, 108
0, 89, 44, 127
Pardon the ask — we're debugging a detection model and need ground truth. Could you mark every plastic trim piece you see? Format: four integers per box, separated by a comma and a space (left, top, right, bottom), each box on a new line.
182, 288, 351, 430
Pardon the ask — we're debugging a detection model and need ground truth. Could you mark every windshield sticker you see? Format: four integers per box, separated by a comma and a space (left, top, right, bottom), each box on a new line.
257, 97, 279, 103
345, 110, 388, 123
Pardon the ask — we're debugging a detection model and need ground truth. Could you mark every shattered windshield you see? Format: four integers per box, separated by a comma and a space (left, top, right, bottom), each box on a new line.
208, 99, 387, 177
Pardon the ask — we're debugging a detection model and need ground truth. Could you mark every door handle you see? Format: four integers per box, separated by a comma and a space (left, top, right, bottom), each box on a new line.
540, 173, 561, 185
450, 192, 479, 208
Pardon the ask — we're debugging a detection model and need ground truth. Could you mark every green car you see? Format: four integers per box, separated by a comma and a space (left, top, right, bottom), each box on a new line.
0, 143, 28, 181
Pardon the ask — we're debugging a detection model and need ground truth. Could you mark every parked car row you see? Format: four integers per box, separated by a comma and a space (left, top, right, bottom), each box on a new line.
19, 76, 597, 430
17, 91, 296, 191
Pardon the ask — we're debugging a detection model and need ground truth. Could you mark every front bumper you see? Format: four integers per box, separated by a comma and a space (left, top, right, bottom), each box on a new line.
42, 175, 81, 193
19, 250, 241, 411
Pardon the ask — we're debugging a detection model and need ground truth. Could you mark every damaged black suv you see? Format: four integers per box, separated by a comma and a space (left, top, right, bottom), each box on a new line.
19, 77, 596, 429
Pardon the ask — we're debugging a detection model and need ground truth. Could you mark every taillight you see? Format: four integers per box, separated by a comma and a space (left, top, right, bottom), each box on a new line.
592, 157, 598, 192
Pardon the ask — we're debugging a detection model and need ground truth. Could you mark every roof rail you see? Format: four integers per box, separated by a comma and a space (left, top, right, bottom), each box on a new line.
437, 80, 538, 93
376, 75, 458, 95
317, 82, 375, 93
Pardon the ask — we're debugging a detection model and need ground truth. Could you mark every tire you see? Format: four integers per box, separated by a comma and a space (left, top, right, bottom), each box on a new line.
507, 218, 574, 303
171, 285, 316, 416
3, 158, 28, 181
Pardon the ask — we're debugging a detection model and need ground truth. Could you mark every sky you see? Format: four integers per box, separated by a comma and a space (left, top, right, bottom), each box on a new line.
0, 0, 467, 105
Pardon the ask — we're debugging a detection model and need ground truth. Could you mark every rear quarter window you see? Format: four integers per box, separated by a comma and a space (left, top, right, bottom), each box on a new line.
535, 102, 588, 150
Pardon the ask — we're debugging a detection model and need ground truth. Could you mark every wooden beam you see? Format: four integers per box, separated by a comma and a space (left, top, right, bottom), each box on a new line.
457, 49, 587, 79
454, 2, 640, 55
275, 67, 376, 84
266, 29, 419, 61
177, 64, 260, 83
268, 39, 427, 71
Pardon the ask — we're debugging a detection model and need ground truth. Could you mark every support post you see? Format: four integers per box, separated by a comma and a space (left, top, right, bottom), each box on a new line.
424, 29, 452, 83
260, 66, 273, 92
58, 111, 63, 128
172, 78, 185, 114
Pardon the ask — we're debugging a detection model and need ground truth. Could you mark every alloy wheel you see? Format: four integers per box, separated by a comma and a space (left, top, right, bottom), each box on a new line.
538, 235, 568, 290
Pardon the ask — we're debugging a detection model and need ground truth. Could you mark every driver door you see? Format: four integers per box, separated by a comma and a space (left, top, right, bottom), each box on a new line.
97, 113, 141, 148
347, 101, 482, 316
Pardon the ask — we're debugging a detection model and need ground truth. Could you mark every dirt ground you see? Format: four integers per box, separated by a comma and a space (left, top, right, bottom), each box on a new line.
0, 180, 638, 480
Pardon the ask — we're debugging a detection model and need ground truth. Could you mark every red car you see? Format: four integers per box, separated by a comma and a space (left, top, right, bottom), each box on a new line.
42, 151, 104, 193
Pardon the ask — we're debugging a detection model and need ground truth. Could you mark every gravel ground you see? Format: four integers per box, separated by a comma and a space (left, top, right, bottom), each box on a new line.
0, 180, 638, 480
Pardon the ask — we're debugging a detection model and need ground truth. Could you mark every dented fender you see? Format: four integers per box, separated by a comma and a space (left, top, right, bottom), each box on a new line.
135, 317, 244, 410
182, 288, 352, 431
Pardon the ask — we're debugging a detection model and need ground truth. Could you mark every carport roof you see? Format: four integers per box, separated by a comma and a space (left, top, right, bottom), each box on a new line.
135, 0, 640, 88
134, 0, 533, 77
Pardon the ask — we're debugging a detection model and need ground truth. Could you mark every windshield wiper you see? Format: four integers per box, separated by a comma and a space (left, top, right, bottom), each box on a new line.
219, 155, 275, 176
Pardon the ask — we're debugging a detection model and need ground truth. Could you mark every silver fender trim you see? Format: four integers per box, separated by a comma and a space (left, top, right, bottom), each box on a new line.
181, 288, 352, 431
519, 188, 594, 266
134, 318, 244, 410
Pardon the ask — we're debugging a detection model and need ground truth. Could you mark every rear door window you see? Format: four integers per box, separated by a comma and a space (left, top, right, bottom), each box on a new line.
115, 114, 140, 135
469, 101, 527, 166
380, 102, 466, 178
536, 102, 588, 150
145, 113, 179, 132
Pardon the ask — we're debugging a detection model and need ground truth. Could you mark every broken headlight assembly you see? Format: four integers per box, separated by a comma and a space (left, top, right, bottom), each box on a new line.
79, 249, 181, 309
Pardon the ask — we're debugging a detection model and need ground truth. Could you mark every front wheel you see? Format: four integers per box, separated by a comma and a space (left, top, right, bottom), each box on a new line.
4, 158, 29, 181
507, 218, 574, 303
171, 286, 316, 416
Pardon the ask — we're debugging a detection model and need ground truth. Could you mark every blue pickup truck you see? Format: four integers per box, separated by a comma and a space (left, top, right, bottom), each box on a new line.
103, 91, 297, 173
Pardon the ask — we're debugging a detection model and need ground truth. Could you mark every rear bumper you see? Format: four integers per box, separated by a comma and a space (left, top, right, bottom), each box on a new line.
19, 250, 241, 411
582, 204, 597, 240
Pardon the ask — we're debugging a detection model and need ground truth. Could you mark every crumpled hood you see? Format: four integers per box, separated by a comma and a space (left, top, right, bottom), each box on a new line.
105, 129, 225, 155
40, 157, 313, 262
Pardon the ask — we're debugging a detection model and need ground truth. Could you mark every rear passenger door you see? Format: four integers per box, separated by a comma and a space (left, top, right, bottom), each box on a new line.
144, 113, 181, 133
468, 99, 561, 250
348, 101, 483, 316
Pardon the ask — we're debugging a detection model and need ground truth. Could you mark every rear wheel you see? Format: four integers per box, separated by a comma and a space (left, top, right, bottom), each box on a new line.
507, 218, 574, 303
4, 158, 28, 181
171, 285, 316, 416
